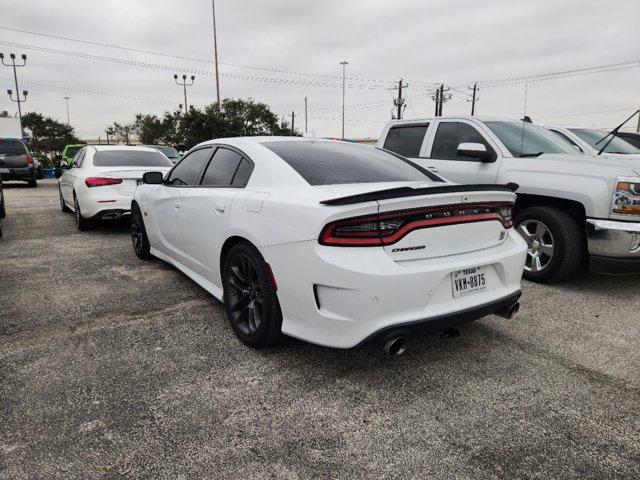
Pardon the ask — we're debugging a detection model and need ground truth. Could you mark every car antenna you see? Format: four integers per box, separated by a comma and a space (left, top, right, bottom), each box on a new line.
594, 109, 640, 155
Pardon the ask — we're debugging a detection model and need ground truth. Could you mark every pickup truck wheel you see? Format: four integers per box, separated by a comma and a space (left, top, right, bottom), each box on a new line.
516, 207, 584, 283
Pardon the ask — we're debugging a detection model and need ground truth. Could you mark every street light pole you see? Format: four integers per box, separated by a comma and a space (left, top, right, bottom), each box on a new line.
63, 96, 71, 125
174, 74, 195, 113
212, 0, 221, 110
1, 53, 27, 138
340, 60, 348, 139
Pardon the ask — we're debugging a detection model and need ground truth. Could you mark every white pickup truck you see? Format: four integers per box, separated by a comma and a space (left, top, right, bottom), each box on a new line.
377, 116, 640, 282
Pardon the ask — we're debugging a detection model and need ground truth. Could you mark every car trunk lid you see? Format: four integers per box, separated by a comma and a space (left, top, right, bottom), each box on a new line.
95, 167, 171, 196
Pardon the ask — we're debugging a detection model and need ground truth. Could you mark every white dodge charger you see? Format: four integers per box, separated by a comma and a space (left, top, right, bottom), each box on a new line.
131, 137, 527, 352
59, 145, 173, 230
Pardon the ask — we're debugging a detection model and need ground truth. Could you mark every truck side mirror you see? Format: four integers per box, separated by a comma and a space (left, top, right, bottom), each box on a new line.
457, 142, 495, 163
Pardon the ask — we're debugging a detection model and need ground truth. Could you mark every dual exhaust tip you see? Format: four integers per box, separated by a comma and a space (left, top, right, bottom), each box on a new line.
380, 301, 520, 356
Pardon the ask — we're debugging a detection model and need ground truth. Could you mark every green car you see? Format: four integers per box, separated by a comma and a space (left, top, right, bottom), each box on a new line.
61, 144, 85, 164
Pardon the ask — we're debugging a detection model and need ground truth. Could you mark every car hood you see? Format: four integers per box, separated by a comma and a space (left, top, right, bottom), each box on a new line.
528, 153, 640, 177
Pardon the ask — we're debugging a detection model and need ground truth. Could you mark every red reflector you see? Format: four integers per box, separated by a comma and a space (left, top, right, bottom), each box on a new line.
26, 154, 33, 165
85, 177, 123, 188
319, 202, 513, 247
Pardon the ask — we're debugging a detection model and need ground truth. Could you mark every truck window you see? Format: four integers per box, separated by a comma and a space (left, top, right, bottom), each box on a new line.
383, 124, 428, 157
430, 122, 494, 161
549, 130, 583, 152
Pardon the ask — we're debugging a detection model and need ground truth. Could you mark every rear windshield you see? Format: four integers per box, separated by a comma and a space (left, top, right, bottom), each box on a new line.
262, 140, 437, 186
93, 150, 173, 167
569, 128, 640, 155
0, 138, 28, 156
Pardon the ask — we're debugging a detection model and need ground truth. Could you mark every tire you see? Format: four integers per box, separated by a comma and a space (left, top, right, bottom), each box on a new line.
27, 174, 37, 188
73, 194, 93, 231
222, 242, 282, 348
0, 192, 5, 219
515, 206, 584, 283
59, 185, 71, 212
131, 203, 151, 259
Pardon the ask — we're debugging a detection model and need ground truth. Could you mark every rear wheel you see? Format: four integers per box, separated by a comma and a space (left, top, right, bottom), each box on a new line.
131, 203, 151, 259
74, 194, 93, 231
222, 242, 282, 348
515, 206, 584, 283
27, 171, 37, 188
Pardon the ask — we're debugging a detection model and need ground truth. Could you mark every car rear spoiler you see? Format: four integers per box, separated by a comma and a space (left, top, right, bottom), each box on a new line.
320, 183, 519, 206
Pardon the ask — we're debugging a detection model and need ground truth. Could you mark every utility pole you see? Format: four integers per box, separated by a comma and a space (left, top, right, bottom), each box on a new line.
63, 96, 71, 125
291, 111, 295, 135
211, 0, 221, 109
469, 82, 478, 116
304, 97, 308, 133
340, 60, 348, 139
393, 79, 408, 119
434, 88, 440, 116
439, 84, 444, 116
174, 74, 195, 113
1, 53, 27, 138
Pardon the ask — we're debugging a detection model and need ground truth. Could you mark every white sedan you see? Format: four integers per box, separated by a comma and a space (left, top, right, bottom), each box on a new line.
132, 137, 527, 352
59, 145, 173, 230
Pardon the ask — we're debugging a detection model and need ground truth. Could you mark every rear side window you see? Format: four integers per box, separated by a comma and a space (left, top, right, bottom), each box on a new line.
201, 148, 242, 186
167, 148, 212, 186
383, 124, 428, 157
232, 159, 253, 187
0, 139, 28, 156
263, 140, 436, 186
93, 150, 173, 168
430, 122, 494, 161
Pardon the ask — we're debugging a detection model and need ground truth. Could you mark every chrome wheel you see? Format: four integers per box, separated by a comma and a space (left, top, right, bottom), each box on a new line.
517, 219, 555, 273
226, 253, 263, 336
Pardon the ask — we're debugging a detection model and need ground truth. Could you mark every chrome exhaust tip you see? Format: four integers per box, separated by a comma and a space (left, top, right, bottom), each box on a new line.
497, 302, 520, 319
382, 335, 408, 356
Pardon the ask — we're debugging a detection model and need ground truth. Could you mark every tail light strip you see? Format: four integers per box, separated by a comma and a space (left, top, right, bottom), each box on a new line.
320, 202, 513, 247
85, 177, 123, 188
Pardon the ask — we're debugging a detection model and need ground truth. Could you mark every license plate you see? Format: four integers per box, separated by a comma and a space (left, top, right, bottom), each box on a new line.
0, 168, 9, 173
451, 266, 488, 298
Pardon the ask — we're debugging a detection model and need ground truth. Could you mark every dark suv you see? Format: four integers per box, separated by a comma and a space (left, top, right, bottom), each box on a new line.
0, 138, 37, 187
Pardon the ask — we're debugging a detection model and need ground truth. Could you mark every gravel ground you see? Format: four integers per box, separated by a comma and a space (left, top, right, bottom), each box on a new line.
1, 179, 639, 480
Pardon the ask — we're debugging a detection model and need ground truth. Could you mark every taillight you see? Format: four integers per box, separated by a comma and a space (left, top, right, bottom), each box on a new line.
320, 202, 513, 247
26, 154, 33, 165
85, 177, 123, 188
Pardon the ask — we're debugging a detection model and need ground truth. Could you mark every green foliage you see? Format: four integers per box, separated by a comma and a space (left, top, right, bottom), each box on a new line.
0, 110, 9, 118
22, 112, 81, 154
105, 122, 136, 144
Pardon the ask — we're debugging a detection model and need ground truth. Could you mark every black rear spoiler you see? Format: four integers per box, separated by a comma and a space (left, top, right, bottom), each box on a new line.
320, 183, 519, 206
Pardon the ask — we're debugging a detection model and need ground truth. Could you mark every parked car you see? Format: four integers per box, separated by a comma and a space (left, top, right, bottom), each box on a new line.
132, 137, 526, 352
61, 144, 85, 165
378, 116, 640, 282
141, 145, 182, 164
0, 138, 37, 187
615, 131, 640, 149
58, 145, 173, 230
545, 126, 640, 157
0, 178, 5, 238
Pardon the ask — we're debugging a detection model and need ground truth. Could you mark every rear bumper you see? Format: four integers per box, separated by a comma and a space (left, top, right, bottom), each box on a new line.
262, 229, 527, 348
1, 166, 34, 181
88, 209, 130, 221
586, 219, 640, 274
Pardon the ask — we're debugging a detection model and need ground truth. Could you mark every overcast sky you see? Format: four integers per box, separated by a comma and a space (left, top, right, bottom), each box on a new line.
2, 0, 639, 140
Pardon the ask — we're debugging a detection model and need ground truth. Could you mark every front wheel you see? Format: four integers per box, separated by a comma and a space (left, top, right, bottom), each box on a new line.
131, 203, 151, 259
222, 242, 282, 348
515, 206, 584, 283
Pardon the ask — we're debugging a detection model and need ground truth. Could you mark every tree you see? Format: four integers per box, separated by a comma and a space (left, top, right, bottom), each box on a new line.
106, 121, 135, 144
134, 110, 182, 146
22, 112, 81, 155
0, 110, 9, 118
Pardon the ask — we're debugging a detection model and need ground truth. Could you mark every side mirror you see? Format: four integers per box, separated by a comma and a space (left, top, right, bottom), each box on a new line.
143, 171, 164, 185
457, 142, 495, 162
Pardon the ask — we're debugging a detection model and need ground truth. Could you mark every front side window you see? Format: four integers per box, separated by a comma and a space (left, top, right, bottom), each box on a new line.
430, 122, 495, 161
485, 121, 576, 157
167, 148, 212, 186
569, 128, 640, 155
201, 148, 243, 186
383, 124, 428, 157
263, 140, 437, 186
73, 149, 86, 167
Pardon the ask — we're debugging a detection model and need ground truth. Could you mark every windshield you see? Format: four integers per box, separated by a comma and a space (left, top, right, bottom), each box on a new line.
262, 140, 438, 186
93, 150, 173, 168
569, 128, 640, 155
485, 121, 576, 157
0, 138, 28, 156
155, 146, 180, 159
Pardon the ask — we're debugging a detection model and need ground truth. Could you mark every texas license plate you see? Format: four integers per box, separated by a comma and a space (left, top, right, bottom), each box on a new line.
0, 168, 9, 173
451, 266, 488, 298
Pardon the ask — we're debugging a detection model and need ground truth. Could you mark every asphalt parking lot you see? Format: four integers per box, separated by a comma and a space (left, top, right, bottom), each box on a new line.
1, 179, 639, 479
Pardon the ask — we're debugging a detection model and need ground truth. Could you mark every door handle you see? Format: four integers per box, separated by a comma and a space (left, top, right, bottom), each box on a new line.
427, 166, 439, 173
215, 203, 226, 213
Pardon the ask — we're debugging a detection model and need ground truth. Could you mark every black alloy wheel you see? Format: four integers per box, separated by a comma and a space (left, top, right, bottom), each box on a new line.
131, 203, 151, 259
223, 242, 282, 347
